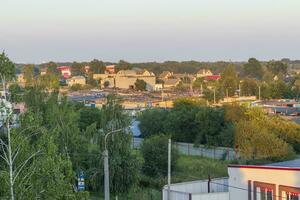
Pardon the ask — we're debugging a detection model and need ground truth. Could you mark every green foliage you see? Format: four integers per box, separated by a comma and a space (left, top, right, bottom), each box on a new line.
221, 64, 238, 96
140, 135, 179, 177
235, 108, 299, 160
0, 52, 16, 92
138, 108, 169, 137
70, 83, 83, 91
23, 64, 35, 87
267, 61, 288, 75
115, 60, 132, 72
42, 61, 60, 76
89, 59, 105, 74
244, 58, 263, 79
135, 79, 147, 91
78, 107, 102, 130
9, 84, 23, 103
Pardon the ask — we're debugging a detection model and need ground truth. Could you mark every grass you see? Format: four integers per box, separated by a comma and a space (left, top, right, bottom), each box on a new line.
89, 154, 229, 200
173, 155, 229, 183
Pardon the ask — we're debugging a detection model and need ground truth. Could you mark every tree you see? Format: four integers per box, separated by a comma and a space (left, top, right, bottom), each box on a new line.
240, 78, 258, 96
43, 62, 59, 76
115, 60, 132, 72
138, 108, 169, 137
0, 52, 16, 99
23, 64, 35, 87
195, 107, 226, 146
134, 79, 147, 91
140, 135, 179, 177
8, 84, 23, 103
244, 58, 263, 79
221, 64, 238, 97
71, 62, 84, 76
89, 59, 105, 74
267, 61, 288, 75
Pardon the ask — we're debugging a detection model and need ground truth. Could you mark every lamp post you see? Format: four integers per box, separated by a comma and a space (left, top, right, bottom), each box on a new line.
103, 128, 123, 200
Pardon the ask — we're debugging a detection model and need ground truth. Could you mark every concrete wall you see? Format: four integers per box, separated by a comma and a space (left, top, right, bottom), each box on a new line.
192, 192, 229, 200
162, 178, 228, 200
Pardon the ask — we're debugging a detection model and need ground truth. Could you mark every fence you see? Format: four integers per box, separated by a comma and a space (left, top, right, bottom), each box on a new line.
162, 177, 229, 200
132, 137, 238, 160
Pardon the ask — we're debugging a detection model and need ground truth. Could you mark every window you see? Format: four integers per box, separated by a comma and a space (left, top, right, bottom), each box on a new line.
279, 185, 300, 200
254, 182, 276, 200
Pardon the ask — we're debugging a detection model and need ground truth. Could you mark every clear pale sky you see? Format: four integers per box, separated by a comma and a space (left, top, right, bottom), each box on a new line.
1, 0, 300, 63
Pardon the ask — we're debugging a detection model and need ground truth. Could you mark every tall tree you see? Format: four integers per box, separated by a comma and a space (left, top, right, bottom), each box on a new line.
244, 58, 263, 79
0, 52, 15, 99
23, 64, 35, 87
221, 64, 238, 97
89, 59, 105, 74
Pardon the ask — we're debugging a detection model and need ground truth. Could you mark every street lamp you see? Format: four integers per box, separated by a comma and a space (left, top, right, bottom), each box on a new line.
103, 128, 123, 200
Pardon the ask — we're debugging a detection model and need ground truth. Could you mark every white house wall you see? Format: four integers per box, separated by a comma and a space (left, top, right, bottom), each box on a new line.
228, 167, 300, 200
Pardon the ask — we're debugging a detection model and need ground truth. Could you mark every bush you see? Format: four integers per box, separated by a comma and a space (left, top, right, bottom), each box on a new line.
140, 135, 179, 177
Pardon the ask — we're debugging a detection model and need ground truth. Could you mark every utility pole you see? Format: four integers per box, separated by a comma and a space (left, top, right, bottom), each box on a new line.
239, 83, 241, 97
167, 139, 171, 200
103, 128, 123, 200
258, 86, 261, 101
213, 88, 216, 104
200, 84, 203, 96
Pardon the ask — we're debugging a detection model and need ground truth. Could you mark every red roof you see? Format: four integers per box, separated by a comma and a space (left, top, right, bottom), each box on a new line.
57, 66, 71, 71
204, 75, 221, 81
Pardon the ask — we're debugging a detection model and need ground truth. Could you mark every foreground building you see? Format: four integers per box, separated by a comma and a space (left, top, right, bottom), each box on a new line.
163, 158, 300, 200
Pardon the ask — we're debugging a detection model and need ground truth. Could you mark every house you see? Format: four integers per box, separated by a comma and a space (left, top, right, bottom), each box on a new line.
57, 66, 72, 79
197, 69, 213, 78
163, 78, 181, 88
172, 74, 197, 83
66, 76, 86, 87
159, 71, 173, 79
93, 68, 156, 91
40, 68, 47, 75
163, 158, 300, 200
105, 65, 115, 74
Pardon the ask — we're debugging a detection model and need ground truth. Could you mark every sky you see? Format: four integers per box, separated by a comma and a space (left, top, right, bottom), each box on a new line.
1, 0, 300, 63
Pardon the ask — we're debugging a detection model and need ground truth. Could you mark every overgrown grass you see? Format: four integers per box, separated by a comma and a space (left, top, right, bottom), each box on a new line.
173, 155, 229, 183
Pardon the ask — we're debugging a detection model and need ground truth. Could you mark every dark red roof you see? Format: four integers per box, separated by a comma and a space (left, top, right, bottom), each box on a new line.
204, 75, 221, 81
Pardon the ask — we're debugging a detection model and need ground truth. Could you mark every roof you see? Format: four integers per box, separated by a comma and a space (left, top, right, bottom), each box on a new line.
117, 70, 137, 75
267, 158, 300, 168
159, 71, 172, 79
163, 78, 180, 85
204, 75, 221, 81
197, 69, 212, 74
69, 76, 85, 80
228, 158, 300, 171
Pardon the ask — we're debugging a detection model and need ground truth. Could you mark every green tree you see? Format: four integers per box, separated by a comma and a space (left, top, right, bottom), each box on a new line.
115, 60, 132, 72
140, 135, 179, 177
89, 59, 105, 74
240, 78, 258, 96
138, 108, 169, 137
43, 62, 59, 76
267, 61, 288, 75
23, 64, 35, 87
221, 64, 238, 97
134, 79, 147, 91
8, 84, 23, 103
244, 58, 264, 79
0, 52, 16, 99
71, 62, 84, 76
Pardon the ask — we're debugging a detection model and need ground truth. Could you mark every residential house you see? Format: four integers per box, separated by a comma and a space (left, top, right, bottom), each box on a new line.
105, 65, 115, 74
40, 68, 47, 76
57, 66, 72, 79
159, 71, 173, 79
66, 76, 86, 87
16, 73, 25, 86
93, 68, 156, 91
196, 69, 213, 78
163, 78, 181, 88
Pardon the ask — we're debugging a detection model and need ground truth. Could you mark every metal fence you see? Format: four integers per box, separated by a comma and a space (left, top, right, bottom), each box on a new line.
132, 137, 238, 160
